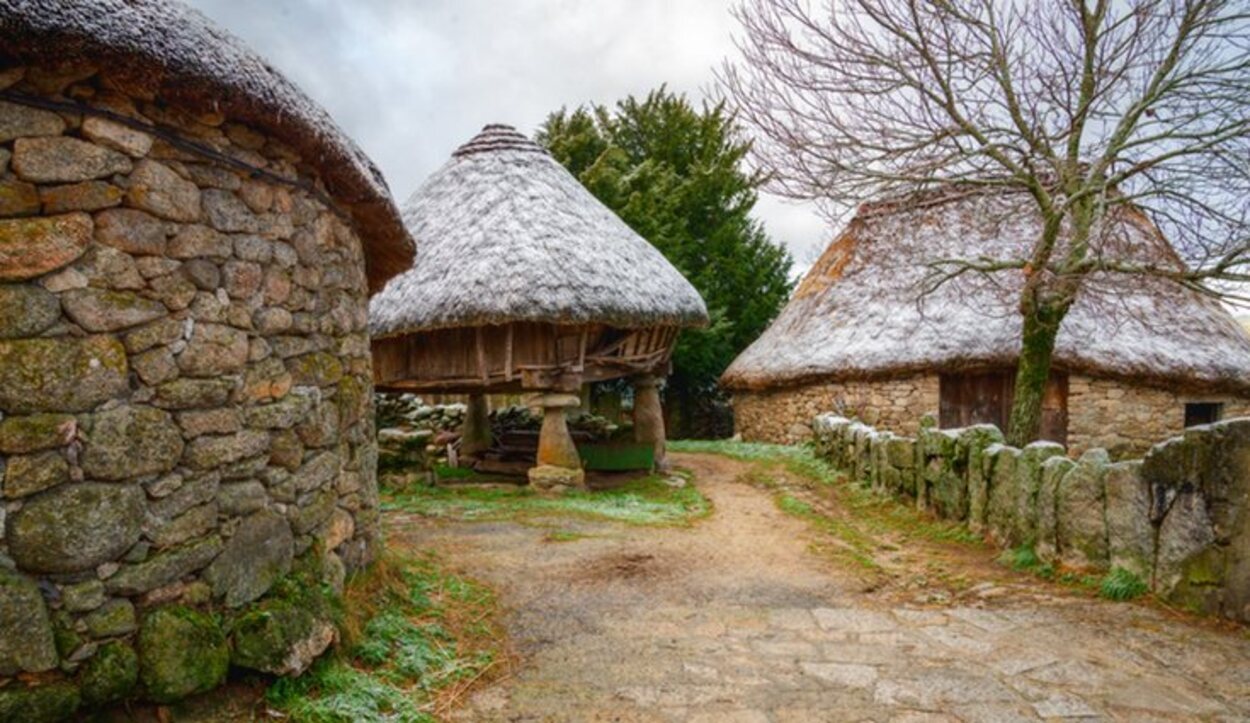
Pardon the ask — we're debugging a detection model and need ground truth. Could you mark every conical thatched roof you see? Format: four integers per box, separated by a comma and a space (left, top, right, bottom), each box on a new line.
723, 188, 1250, 393
369, 125, 708, 337
0, 0, 413, 292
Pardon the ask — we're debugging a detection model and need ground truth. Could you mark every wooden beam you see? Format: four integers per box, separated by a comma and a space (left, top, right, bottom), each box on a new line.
505, 323, 514, 382
475, 326, 488, 383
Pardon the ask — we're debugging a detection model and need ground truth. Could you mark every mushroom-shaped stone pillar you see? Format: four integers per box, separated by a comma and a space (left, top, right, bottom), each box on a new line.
633, 374, 667, 470
459, 393, 492, 463
528, 393, 585, 491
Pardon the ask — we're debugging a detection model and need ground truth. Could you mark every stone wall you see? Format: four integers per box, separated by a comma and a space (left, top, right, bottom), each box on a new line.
812, 414, 1250, 625
732, 374, 939, 444
732, 373, 1250, 457
1067, 374, 1250, 457
0, 69, 378, 714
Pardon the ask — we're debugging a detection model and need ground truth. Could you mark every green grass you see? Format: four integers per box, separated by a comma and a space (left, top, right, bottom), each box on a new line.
1099, 566, 1148, 601
1000, 545, 1056, 578
265, 552, 501, 723
676, 440, 978, 547
774, 492, 883, 574
383, 473, 710, 526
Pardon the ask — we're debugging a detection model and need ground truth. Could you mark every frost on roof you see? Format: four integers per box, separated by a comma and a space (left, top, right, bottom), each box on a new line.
369, 125, 709, 336
724, 190, 1250, 393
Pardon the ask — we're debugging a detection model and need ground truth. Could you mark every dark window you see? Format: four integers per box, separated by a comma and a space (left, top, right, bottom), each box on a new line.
939, 370, 1068, 444
1184, 402, 1223, 428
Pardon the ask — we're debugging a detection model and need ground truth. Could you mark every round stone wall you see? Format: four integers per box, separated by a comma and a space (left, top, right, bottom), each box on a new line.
0, 66, 379, 711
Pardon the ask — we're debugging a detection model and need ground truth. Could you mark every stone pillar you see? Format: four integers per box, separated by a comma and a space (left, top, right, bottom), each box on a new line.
459, 393, 492, 464
633, 374, 667, 470
528, 392, 585, 491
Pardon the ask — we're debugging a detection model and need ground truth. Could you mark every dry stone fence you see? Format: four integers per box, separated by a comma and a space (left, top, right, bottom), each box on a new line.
813, 414, 1250, 625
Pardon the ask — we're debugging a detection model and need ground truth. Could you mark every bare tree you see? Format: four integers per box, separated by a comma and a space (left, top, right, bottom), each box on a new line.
720, 0, 1250, 446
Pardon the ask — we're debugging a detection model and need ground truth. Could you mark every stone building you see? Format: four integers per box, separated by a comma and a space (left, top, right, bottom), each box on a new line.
0, 0, 413, 716
723, 189, 1250, 456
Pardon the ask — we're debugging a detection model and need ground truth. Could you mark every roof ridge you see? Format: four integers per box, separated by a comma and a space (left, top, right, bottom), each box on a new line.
453, 124, 548, 158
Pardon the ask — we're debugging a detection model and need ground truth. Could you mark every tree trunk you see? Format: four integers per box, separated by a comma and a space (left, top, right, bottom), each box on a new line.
1007, 302, 1067, 447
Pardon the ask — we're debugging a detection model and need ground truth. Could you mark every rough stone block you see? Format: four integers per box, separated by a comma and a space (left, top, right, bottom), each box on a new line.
125, 159, 201, 222
137, 605, 228, 703
1104, 460, 1152, 578
81, 404, 184, 481
7, 482, 144, 573
0, 567, 59, 675
205, 510, 293, 607
1056, 449, 1110, 569
105, 535, 223, 596
2, 450, 69, 498
63, 288, 167, 332
0, 212, 92, 281
0, 99, 66, 142
12, 136, 132, 182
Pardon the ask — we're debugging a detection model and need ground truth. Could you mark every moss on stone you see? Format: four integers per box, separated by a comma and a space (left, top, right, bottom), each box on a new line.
229, 562, 340, 676
137, 605, 228, 704
0, 681, 80, 723
51, 609, 84, 661
0, 335, 128, 414
77, 639, 138, 707
0, 413, 75, 455
287, 351, 344, 387
230, 597, 320, 673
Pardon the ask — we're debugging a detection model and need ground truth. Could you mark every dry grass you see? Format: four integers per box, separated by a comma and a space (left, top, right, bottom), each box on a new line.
265, 547, 509, 722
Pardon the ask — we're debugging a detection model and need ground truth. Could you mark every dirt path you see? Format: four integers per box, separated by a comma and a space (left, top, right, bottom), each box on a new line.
388, 453, 1250, 722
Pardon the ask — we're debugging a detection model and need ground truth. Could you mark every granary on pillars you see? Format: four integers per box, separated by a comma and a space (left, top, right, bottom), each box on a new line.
370, 125, 708, 489
723, 187, 1250, 457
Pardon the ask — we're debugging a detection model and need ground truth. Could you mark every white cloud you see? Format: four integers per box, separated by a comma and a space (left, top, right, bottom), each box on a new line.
185, 0, 828, 264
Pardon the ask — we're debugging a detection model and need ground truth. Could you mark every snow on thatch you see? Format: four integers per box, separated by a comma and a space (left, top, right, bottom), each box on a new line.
369, 125, 708, 337
723, 188, 1250, 393
0, 0, 413, 291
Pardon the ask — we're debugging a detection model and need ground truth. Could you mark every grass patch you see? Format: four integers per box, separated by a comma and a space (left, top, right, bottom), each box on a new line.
1000, 545, 1055, 579
678, 440, 978, 548
265, 551, 503, 722
384, 473, 710, 526
1099, 567, 1148, 601
774, 491, 884, 575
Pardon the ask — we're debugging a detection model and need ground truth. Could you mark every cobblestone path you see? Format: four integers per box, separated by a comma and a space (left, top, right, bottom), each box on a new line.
390, 453, 1250, 722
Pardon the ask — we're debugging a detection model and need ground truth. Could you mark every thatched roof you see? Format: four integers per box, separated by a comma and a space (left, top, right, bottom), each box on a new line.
723, 188, 1250, 393
0, 0, 414, 293
369, 125, 708, 337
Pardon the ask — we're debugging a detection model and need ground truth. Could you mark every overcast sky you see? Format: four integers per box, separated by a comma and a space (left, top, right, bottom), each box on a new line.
185, 0, 830, 270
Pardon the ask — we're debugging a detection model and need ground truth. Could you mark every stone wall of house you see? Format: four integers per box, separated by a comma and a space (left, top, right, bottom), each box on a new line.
1067, 374, 1250, 457
812, 414, 1250, 625
732, 372, 1250, 457
732, 374, 940, 444
0, 68, 379, 714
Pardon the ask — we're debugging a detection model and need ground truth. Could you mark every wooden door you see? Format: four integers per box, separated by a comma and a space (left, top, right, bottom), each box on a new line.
939, 370, 1067, 444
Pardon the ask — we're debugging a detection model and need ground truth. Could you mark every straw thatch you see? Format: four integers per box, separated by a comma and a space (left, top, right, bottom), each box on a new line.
369, 125, 708, 338
723, 188, 1250, 393
0, 0, 414, 292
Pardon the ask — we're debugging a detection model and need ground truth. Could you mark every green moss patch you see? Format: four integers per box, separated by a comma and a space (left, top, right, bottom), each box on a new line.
77, 640, 138, 706
0, 681, 80, 722
137, 605, 229, 704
